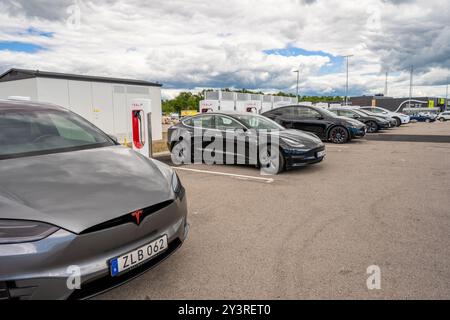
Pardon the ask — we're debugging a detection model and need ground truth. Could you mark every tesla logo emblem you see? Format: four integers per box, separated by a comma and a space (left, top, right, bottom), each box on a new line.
131, 210, 143, 225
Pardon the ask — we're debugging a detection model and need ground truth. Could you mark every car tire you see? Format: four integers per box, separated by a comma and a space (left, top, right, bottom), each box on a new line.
366, 121, 379, 133
171, 140, 191, 165
438, 117, 445, 122
393, 117, 401, 127
328, 126, 349, 144
259, 145, 284, 175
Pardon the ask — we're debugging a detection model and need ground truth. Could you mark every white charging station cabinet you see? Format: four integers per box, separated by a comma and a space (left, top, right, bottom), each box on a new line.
129, 98, 152, 158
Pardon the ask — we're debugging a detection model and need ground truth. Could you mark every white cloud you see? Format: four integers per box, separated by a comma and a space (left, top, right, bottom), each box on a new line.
0, 0, 449, 98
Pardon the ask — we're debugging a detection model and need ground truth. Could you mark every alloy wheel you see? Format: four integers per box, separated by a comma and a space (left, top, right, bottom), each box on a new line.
171, 141, 190, 165
259, 146, 282, 175
366, 121, 378, 133
329, 126, 348, 144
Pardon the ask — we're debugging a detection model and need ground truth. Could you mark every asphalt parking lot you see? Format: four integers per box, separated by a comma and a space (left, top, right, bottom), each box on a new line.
98, 122, 450, 300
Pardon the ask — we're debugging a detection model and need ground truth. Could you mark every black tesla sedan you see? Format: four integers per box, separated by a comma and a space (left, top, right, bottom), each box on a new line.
329, 107, 391, 133
167, 112, 326, 174
356, 108, 397, 128
262, 105, 366, 144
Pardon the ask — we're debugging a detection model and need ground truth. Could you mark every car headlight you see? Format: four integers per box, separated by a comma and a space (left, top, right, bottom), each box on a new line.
281, 137, 305, 148
171, 172, 181, 194
152, 159, 183, 197
0, 220, 59, 244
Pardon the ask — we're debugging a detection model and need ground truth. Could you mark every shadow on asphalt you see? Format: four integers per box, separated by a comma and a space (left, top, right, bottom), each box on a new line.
365, 134, 450, 143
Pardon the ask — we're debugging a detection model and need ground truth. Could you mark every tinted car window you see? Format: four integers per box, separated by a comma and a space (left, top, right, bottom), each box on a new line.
266, 109, 283, 117
215, 115, 244, 130
0, 109, 114, 159
182, 118, 193, 126
339, 110, 356, 118
234, 114, 283, 130
296, 107, 321, 118
281, 107, 297, 116
191, 115, 214, 129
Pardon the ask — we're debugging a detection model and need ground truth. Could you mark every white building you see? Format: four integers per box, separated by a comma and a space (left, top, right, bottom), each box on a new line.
199, 90, 297, 114
0, 68, 163, 143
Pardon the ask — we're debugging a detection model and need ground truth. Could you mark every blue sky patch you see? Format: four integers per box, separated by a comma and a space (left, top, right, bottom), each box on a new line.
263, 47, 332, 58
25, 27, 54, 38
0, 41, 45, 53
264, 46, 345, 74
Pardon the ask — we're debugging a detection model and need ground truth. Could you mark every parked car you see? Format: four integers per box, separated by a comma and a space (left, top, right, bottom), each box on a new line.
0, 100, 189, 300
329, 107, 390, 133
359, 106, 410, 126
262, 105, 366, 144
437, 111, 450, 122
353, 108, 397, 128
168, 112, 326, 174
409, 113, 437, 122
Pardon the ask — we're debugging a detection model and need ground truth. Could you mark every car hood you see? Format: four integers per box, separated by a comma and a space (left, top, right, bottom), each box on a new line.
396, 113, 410, 119
336, 116, 365, 128
0, 146, 173, 234
370, 116, 389, 123
272, 129, 323, 148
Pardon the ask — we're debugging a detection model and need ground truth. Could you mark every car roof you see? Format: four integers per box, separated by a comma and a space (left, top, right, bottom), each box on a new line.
0, 99, 67, 112
268, 104, 322, 112
329, 107, 357, 110
197, 111, 263, 116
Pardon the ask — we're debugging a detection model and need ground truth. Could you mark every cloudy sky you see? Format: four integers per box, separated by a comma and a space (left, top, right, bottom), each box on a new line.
0, 0, 449, 99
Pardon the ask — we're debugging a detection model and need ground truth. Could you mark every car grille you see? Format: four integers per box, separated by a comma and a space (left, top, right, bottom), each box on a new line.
80, 200, 175, 234
68, 238, 182, 300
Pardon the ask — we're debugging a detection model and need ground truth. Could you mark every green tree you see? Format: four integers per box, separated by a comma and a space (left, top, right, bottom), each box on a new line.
162, 91, 205, 114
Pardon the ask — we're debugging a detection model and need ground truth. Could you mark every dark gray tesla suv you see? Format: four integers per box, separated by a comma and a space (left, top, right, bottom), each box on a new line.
0, 100, 189, 300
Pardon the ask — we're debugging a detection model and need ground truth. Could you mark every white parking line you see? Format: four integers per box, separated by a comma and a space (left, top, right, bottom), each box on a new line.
172, 166, 275, 183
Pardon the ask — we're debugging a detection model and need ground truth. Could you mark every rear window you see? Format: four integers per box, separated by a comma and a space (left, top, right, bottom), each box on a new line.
0, 109, 114, 160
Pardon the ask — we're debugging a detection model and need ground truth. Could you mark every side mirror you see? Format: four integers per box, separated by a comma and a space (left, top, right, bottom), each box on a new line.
353, 115, 360, 119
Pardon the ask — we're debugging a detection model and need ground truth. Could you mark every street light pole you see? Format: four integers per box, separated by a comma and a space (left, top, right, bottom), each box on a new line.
293, 70, 300, 103
446, 77, 449, 111
384, 70, 389, 96
343, 55, 353, 106
409, 65, 414, 108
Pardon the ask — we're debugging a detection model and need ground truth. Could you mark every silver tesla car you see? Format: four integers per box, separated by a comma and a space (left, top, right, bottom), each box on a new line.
0, 100, 189, 300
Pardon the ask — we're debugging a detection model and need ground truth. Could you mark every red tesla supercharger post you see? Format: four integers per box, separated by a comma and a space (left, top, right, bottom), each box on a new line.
129, 99, 152, 158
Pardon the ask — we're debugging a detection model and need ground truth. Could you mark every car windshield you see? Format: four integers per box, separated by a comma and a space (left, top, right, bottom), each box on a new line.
0, 109, 115, 160
358, 109, 378, 117
352, 109, 368, 117
233, 114, 284, 130
318, 108, 339, 118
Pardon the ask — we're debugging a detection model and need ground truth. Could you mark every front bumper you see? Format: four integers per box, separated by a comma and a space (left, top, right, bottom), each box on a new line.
282, 145, 326, 168
379, 122, 391, 129
400, 116, 410, 124
0, 192, 189, 300
349, 126, 366, 138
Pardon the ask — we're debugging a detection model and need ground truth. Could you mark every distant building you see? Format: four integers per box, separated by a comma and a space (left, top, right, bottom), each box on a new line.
350, 95, 448, 113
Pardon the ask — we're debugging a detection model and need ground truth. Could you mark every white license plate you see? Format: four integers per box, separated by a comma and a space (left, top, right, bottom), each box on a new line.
317, 150, 326, 158
110, 235, 168, 277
